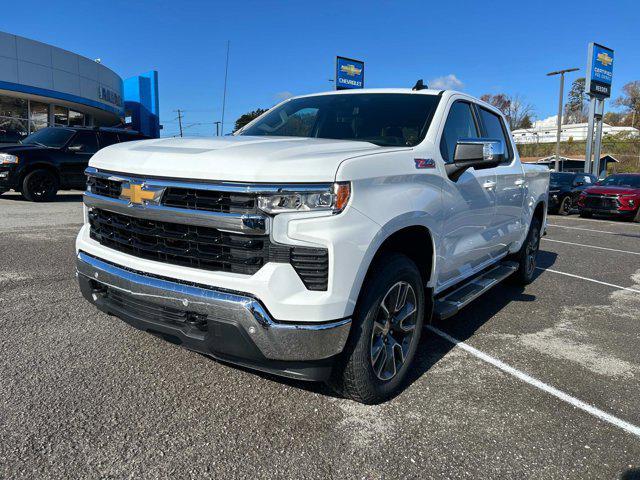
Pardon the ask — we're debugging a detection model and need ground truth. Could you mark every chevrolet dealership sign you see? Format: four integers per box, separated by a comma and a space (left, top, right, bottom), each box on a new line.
336, 56, 365, 90
585, 43, 614, 98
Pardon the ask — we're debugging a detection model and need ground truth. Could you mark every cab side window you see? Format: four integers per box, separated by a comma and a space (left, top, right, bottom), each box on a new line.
440, 102, 479, 163
478, 107, 512, 161
99, 131, 120, 148
68, 131, 99, 154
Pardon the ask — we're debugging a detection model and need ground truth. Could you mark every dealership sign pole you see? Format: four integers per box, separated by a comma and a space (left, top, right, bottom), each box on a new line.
583, 43, 614, 176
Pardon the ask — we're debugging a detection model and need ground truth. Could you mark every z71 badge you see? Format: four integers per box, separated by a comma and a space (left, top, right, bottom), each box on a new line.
414, 158, 436, 169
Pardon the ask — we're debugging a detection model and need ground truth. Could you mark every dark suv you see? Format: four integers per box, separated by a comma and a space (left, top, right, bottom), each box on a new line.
547, 172, 597, 215
0, 126, 149, 201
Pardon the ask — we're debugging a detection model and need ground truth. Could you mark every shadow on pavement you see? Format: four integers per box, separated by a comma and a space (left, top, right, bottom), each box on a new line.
243, 250, 559, 403
0, 192, 83, 203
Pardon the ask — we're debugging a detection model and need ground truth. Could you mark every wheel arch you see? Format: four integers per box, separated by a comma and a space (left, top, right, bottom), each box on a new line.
347, 212, 438, 317
18, 162, 61, 190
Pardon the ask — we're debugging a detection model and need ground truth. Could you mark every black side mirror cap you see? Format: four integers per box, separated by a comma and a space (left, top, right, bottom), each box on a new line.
446, 139, 505, 181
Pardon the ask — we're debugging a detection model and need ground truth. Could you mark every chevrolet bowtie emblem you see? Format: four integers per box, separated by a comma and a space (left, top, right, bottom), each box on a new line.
597, 52, 613, 67
340, 64, 362, 76
120, 182, 164, 205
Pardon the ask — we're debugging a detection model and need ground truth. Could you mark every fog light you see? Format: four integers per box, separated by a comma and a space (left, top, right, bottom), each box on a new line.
0, 171, 8, 178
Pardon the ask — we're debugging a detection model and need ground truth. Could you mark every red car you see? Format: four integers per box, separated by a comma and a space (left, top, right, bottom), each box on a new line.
578, 173, 640, 222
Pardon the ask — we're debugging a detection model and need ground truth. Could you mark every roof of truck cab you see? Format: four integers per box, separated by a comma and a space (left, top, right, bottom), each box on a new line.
293, 88, 448, 98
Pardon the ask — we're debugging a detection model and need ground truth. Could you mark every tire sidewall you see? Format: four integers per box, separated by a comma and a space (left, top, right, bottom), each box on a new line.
22, 169, 58, 202
347, 254, 425, 400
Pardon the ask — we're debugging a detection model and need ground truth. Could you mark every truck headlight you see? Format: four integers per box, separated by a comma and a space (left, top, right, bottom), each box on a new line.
258, 182, 351, 214
0, 154, 18, 164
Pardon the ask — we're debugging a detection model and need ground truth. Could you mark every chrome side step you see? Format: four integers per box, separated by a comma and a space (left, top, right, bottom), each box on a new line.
433, 261, 519, 320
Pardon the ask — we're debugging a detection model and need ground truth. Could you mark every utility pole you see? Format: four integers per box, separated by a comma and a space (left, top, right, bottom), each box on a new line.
220, 40, 230, 136
174, 109, 184, 137
214, 121, 221, 137
547, 67, 579, 172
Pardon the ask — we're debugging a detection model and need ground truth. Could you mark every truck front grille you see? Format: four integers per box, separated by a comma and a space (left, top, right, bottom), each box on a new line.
87, 176, 257, 214
89, 208, 281, 275
88, 208, 329, 289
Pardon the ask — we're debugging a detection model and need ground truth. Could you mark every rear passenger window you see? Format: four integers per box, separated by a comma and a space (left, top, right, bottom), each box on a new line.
479, 108, 511, 160
99, 132, 120, 148
440, 102, 479, 163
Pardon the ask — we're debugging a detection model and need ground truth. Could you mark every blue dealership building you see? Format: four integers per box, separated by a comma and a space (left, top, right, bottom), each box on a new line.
0, 31, 160, 143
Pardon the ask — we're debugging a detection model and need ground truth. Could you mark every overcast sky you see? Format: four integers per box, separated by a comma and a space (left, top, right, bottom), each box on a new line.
2, 0, 638, 137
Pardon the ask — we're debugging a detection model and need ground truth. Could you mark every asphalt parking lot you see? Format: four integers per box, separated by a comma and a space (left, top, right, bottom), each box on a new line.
1, 191, 639, 479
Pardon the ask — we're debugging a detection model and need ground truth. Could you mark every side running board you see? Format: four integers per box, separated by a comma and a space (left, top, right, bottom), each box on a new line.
433, 261, 519, 320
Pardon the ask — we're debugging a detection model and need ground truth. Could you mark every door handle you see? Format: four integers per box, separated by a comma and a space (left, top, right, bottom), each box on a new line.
482, 180, 497, 190
514, 179, 526, 186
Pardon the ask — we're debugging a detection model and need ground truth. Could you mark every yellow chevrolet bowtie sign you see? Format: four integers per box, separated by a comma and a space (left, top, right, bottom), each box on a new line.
121, 183, 157, 204
340, 64, 362, 77
596, 51, 613, 67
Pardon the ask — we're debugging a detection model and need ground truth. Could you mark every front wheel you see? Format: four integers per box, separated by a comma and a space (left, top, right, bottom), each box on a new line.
508, 216, 541, 285
22, 169, 58, 202
329, 253, 425, 404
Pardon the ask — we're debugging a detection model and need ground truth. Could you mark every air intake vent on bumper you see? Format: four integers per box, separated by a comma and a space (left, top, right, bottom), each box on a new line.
290, 247, 329, 291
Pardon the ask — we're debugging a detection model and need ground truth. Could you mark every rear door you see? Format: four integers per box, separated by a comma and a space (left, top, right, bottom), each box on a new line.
437, 100, 499, 290
477, 106, 526, 253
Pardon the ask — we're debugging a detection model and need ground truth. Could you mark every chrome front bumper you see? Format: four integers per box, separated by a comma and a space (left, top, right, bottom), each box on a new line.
76, 251, 351, 379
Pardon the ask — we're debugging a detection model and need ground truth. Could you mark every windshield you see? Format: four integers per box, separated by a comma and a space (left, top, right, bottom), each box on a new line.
550, 173, 574, 187
599, 175, 640, 188
239, 93, 441, 147
22, 127, 75, 148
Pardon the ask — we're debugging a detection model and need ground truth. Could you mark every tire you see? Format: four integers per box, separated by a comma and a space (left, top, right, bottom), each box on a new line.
558, 196, 572, 216
508, 216, 541, 286
329, 253, 425, 404
21, 169, 58, 202
579, 211, 592, 218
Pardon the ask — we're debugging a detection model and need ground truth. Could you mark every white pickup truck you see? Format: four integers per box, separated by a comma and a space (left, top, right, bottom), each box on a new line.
76, 88, 548, 403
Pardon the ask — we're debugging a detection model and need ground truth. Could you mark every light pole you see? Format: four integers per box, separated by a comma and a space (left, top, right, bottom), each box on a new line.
547, 67, 579, 172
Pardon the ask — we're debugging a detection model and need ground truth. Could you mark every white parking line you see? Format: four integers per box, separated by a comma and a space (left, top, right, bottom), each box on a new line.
542, 238, 640, 256
426, 325, 640, 439
536, 267, 640, 293
552, 216, 640, 227
547, 224, 622, 235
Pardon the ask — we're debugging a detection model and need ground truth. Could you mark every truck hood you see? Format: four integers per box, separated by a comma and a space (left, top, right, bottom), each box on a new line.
89, 136, 387, 183
585, 185, 640, 196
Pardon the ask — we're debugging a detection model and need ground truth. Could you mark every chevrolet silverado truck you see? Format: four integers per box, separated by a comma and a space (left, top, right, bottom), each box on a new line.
76, 88, 549, 403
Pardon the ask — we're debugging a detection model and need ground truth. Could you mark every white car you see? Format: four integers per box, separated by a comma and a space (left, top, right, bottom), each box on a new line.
76, 88, 549, 403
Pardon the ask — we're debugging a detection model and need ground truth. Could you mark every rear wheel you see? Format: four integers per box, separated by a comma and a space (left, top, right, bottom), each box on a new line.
558, 196, 572, 216
329, 253, 425, 404
22, 169, 58, 202
508, 216, 541, 285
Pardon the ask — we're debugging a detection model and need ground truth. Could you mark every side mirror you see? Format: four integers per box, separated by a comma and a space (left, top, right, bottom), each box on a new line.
445, 139, 505, 181
68, 144, 84, 152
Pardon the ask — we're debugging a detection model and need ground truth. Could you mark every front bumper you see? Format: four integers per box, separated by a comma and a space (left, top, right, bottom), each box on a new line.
76, 251, 351, 381
0, 165, 18, 190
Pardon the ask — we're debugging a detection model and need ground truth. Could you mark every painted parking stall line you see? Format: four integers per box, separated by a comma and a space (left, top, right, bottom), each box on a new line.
542, 238, 640, 256
536, 267, 640, 294
547, 224, 624, 235
426, 325, 640, 439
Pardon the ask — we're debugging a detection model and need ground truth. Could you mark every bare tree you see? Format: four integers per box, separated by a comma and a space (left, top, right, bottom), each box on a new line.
480, 93, 535, 130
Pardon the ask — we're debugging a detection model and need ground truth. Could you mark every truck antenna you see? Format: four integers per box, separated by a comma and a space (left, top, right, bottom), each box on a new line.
412, 79, 427, 91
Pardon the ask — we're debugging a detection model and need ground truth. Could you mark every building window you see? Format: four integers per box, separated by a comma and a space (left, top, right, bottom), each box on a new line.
69, 110, 84, 127
29, 101, 50, 132
0, 94, 29, 142
54, 105, 69, 126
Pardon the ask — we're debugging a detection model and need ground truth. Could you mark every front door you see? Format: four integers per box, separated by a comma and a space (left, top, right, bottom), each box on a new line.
437, 100, 498, 291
